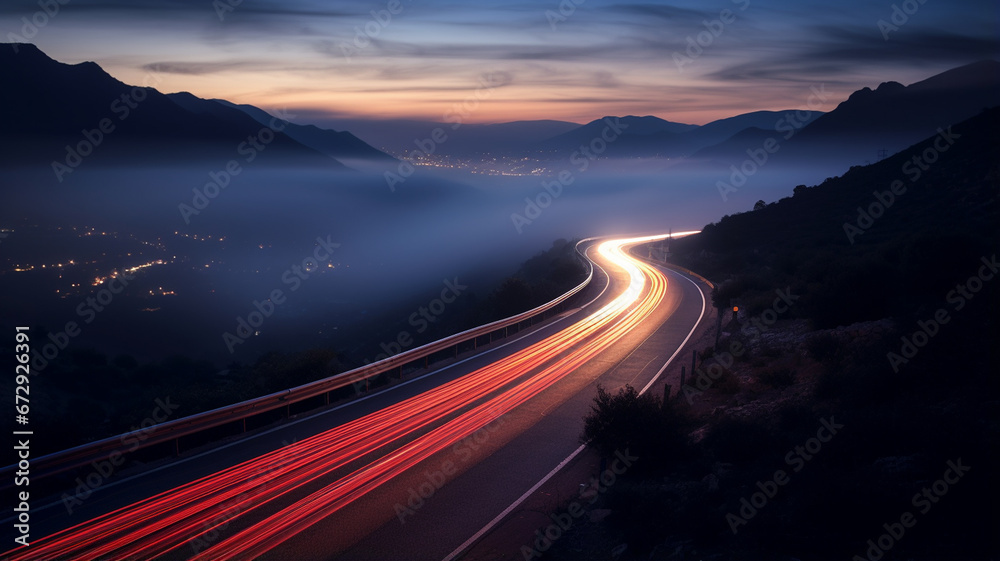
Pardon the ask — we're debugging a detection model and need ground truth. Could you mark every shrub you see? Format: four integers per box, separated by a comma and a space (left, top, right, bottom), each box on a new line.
758, 367, 795, 388
581, 385, 687, 470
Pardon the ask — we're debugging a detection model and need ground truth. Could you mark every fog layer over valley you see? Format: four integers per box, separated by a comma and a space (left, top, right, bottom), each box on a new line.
1, 158, 824, 369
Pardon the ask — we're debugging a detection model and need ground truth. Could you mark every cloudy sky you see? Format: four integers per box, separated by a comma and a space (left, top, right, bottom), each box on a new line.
3, 0, 998, 125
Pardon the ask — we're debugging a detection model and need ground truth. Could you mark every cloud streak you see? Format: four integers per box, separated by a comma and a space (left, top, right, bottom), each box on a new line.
2, 0, 996, 123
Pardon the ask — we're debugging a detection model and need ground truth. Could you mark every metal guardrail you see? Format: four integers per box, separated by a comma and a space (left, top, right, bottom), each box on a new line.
3, 241, 596, 483
628, 243, 715, 290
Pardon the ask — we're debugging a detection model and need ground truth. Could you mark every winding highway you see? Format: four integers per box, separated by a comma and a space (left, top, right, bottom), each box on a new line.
2, 233, 708, 561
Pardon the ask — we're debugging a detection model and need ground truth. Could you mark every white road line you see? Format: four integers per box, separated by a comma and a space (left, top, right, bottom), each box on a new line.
18, 243, 614, 522
441, 443, 587, 561
628, 355, 661, 389
441, 265, 708, 561
639, 267, 707, 396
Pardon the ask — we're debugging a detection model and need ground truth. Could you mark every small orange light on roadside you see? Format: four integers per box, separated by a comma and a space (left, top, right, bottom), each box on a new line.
733, 306, 739, 312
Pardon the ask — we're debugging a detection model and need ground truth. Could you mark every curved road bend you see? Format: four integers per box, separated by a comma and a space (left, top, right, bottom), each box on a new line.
328, 239, 708, 561
1, 234, 707, 561
0, 241, 615, 558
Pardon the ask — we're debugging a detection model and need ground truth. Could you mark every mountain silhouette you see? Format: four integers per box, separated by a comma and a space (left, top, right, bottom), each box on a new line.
694, 60, 1000, 167
0, 44, 349, 170
214, 100, 394, 162
535, 115, 696, 156
4, 44, 996, 177
535, 111, 821, 159
803, 60, 1000, 140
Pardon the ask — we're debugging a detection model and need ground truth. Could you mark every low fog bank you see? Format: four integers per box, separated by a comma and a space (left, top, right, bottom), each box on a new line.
0, 156, 841, 366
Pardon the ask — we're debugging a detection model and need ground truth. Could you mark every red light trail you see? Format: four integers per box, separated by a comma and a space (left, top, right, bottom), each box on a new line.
3, 233, 691, 561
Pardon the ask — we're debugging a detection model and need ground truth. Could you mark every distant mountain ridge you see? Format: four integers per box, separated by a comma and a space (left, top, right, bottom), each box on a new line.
2, 44, 996, 177
534, 111, 822, 159
695, 60, 1000, 167
802, 60, 999, 140
534, 115, 696, 153
213, 100, 393, 161
0, 44, 389, 173
326, 118, 582, 157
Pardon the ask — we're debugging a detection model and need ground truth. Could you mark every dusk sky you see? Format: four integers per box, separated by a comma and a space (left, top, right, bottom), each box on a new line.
4, 0, 999, 125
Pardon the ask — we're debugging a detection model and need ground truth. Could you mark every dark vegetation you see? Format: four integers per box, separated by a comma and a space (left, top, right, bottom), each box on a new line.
551, 109, 999, 560
677, 108, 999, 329
581, 385, 689, 469
16, 239, 586, 456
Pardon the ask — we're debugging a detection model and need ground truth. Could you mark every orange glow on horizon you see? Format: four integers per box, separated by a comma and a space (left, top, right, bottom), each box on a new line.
106, 64, 771, 127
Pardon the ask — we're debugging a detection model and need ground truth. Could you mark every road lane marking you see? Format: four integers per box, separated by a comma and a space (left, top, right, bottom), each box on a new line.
441, 443, 587, 561
639, 267, 707, 396
18, 242, 615, 523
442, 265, 707, 561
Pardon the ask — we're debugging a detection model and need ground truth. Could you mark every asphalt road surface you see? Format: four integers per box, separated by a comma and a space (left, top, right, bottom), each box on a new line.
1, 234, 708, 561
